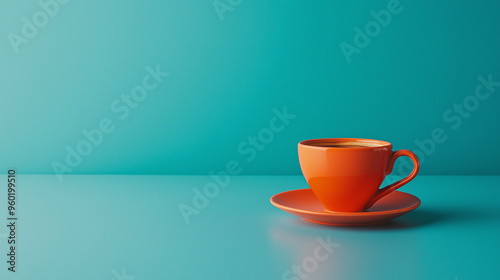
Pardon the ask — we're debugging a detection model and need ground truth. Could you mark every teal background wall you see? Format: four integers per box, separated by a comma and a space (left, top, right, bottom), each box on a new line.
1, 0, 499, 176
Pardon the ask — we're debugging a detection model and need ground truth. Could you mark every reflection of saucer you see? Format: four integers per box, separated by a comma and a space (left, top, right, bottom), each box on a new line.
270, 189, 421, 226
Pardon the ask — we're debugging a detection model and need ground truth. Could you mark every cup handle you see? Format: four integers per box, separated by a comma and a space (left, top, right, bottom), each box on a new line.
365, 149, 420, 209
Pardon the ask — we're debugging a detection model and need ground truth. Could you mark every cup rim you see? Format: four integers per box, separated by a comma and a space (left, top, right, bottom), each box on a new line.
298, 138, 392, 150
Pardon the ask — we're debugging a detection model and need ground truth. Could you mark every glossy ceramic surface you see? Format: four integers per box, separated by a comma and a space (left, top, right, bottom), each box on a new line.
270, 189, 421, 226
298, 138, 419, 212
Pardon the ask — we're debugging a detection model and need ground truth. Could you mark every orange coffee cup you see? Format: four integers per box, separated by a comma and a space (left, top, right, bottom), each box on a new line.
298, 138, 419, 212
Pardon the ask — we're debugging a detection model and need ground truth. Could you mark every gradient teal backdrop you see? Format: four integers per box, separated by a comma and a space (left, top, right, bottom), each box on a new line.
1, 0, 499, 175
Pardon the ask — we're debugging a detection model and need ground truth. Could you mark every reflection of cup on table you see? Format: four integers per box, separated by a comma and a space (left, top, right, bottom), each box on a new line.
298, 138, 419, 212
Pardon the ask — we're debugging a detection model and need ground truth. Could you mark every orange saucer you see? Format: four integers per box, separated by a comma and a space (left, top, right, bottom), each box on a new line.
270, 189, 420, 226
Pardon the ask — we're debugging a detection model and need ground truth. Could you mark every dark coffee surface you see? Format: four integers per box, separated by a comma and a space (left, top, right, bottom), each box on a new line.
309, 141, 382, 148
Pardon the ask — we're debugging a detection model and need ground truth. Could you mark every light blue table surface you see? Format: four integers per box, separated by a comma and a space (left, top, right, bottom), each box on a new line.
0, 175, 499, 280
